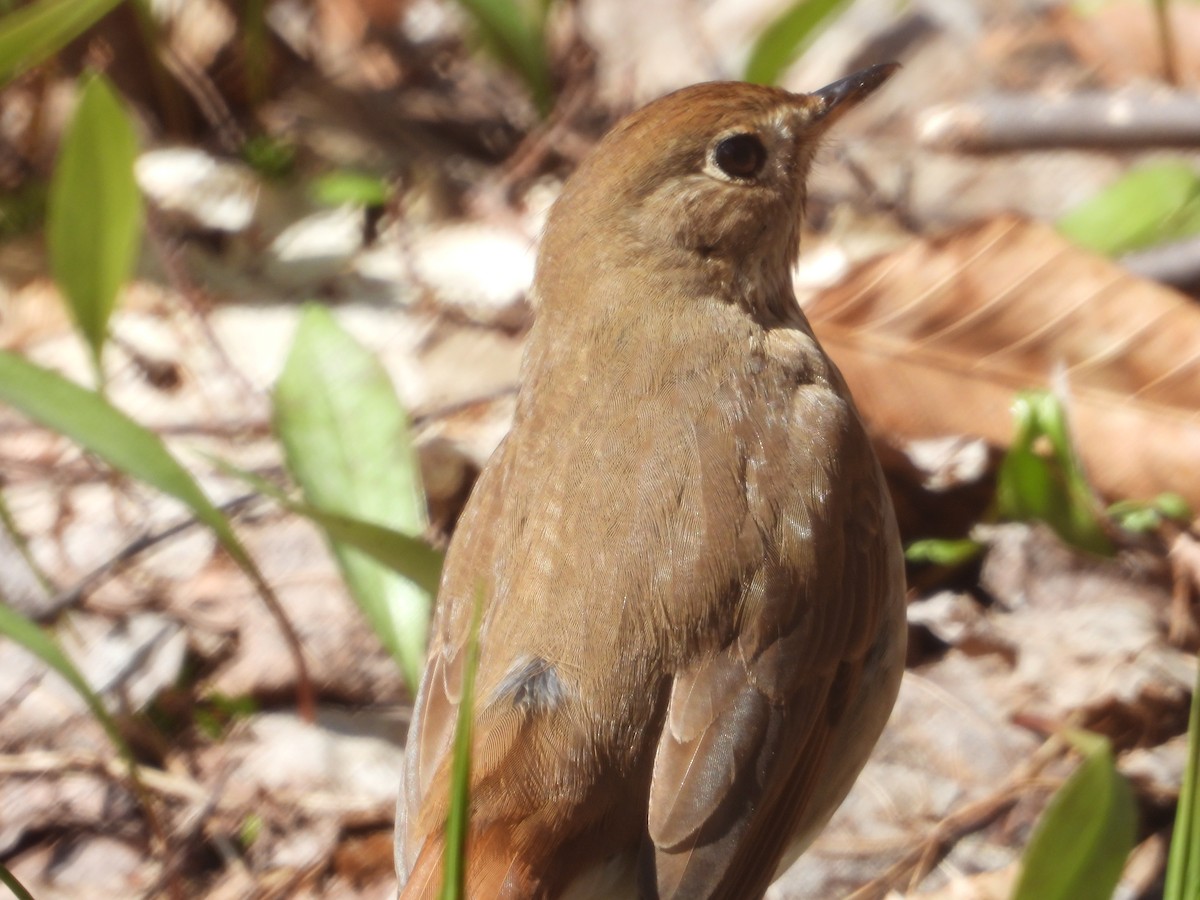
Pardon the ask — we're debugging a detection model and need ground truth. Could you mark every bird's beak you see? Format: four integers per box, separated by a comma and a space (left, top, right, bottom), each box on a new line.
809, 62, 900, 126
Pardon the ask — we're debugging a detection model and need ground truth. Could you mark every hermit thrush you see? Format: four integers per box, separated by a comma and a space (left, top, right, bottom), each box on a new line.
397, 64, 906, 900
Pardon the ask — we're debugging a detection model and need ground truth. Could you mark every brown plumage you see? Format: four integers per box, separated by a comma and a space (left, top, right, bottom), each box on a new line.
397, 65, 907, 900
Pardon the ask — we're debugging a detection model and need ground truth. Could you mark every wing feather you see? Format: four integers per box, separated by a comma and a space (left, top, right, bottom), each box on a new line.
646, 384, 904, 899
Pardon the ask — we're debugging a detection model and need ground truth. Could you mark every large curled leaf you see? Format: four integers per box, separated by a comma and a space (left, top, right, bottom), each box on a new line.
48, 73, 143, 378
0, 0, 125, 85
1011, 731, 1136, 900
744, 0, 852, 86
274, 305, 431, 690
806, 216, 1200, 511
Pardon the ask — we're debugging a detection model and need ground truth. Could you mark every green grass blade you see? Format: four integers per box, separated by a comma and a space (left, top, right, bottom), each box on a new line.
0, 594, 175, 859
1011, 731, 1136, 900
0, 350, 314, 717
47, 73, 143, 381
0, 859, 36, 900
210, 457, 444, 597
0, 351, 221, 520
0, 600, 126, 753
454, 0, 552, 115
0, 0, 125, 85
273, 305, 432, 690
744, 0, 852, 86
0, 482, 53, 595
1165, 656, 1200, 900
440, 584, 485, 900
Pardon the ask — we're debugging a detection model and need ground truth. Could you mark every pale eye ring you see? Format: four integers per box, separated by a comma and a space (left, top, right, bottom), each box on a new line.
711, 133, 767, 179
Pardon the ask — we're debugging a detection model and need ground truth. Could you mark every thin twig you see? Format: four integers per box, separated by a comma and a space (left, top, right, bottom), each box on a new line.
44, 493, 261, 619
1154, 0, 1180, 87
919, 90, 1200, 151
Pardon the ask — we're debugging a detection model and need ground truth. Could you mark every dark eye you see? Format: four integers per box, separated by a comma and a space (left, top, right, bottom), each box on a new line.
712, 133, 767, 179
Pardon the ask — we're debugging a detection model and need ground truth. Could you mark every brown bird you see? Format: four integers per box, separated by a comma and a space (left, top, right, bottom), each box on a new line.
397, 64, 907, 900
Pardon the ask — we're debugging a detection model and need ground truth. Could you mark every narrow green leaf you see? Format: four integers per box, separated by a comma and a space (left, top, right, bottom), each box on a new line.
0, 350, 314, 717
0, 859, 36, 900
1012, 731, 1136, 900
274, 305, 431, 690
0, 0, 125, 85
0, 591, 173, 868
1152, 492, 1193, 523
440, 584, 485, 900
454, 0, 553, 115
744, 0, 852, 86
211, 457, 443, 597
0, 600, 126, 754
1165, 655, 1200, 900
995, 391, 1112, 556
240, 812, 264, 849
0, 351, 226, 526
48, 73, 143, 378
1107, 493, 1192, 535
905, 537, 983, 567
309, 170, 390, 208
0, 482, 53, 595
1058, 162, 1200, 258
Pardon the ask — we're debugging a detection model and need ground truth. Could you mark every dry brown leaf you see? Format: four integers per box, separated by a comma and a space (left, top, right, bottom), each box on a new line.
1055, 1, 1200, 86
807, 215, 1200, 509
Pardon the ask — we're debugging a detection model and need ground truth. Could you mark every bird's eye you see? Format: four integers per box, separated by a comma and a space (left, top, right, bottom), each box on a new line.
712, 133, 767, 179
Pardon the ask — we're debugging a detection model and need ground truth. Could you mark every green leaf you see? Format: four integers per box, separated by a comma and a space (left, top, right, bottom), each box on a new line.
0, 600, 127, 757
0, 350, 314, 716
240, 134, 295, 180
239, 812, 264, 849
744, 0, 852, 86
1012, 731, 1136, 900
905, 537, 983, 567
1107, 493, 1191, 535
995, 391, 1113, 556
454, 0, 553, 115
48, 73, 143, 379
274, 305, 432, 690
1058, 162, 1200, 258
1165, 648, 1200, 900
0, 0, 125, 85
309, 170, 390, 208
211, 457, 443, 597
1153, 492, 1194, 523
440, 584, 485, 900
0, 351, 226, 527
0, 859, 35, 900
0, 482, 53, 595
0, 591, 171, 869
